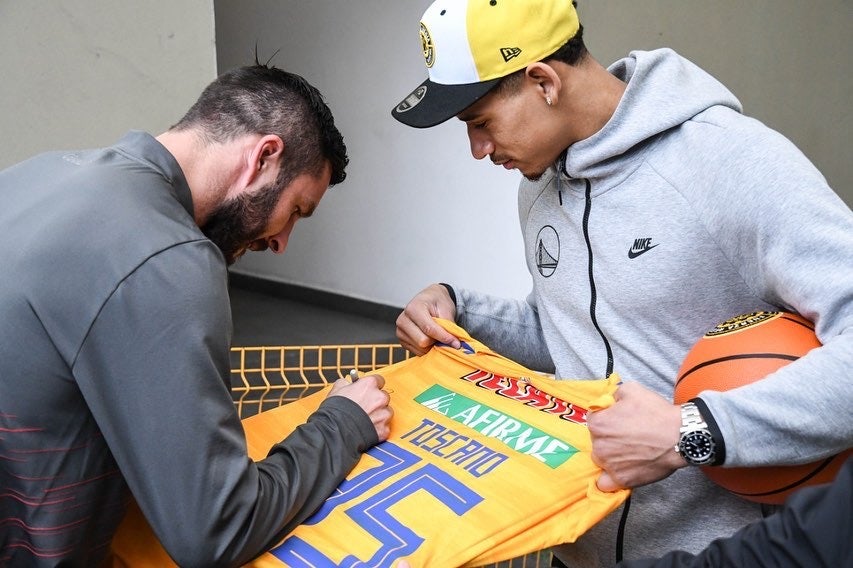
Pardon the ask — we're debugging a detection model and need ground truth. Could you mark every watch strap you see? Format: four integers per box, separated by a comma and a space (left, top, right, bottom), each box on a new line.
675, 402, 716, 466
690, 397, 725, 466
438, 282, 457, 307
679, 402, 707, 432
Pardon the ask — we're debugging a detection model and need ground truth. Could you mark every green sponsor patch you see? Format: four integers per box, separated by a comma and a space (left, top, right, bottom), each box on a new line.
415, 384, 577, 468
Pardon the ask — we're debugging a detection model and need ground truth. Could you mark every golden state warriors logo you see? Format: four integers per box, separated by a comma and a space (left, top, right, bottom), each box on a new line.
420, 22, 435, 68
705, 310, 780, 337
535, 226, 560, 278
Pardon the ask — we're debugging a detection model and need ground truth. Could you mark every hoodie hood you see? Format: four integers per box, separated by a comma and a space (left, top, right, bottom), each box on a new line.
563, 48, 743, 184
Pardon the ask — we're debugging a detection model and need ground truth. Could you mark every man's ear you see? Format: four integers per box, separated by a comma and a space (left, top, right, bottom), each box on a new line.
244, 134, 285, 187
525, 62, 562, 106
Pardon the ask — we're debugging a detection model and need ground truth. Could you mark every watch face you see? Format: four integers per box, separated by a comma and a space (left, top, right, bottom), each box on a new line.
680, 431, 716, 465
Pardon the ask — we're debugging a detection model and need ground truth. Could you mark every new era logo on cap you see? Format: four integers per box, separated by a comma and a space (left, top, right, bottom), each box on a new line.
500, 47, 522, 62
392, 0, 579, 128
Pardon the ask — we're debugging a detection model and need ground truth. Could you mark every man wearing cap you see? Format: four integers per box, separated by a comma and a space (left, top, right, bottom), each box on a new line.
391, 0, 853, 566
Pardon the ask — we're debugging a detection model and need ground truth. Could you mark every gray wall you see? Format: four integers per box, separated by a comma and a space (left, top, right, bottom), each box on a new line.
217, 0, 533, 307
0, 0, 217, 168
4, 2, 848, 312
581, 1, 850, 203
216, 1, 852, 310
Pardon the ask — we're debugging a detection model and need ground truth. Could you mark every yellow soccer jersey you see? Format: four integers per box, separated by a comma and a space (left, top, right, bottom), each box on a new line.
112, 319, 629, 567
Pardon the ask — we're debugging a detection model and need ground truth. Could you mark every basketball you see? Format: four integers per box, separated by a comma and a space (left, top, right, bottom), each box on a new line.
674, 310, 851, 504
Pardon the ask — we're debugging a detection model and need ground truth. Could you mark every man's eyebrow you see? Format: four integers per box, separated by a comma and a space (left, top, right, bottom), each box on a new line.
457, 111, 479, 123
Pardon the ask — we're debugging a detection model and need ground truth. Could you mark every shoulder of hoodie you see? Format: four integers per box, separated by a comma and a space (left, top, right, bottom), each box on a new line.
646, 104, 830, 205
615, 48, 822, 188
640, 110, 846, 263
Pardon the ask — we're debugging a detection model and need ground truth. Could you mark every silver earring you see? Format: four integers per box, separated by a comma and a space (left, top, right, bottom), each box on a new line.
546, 96, 553, 106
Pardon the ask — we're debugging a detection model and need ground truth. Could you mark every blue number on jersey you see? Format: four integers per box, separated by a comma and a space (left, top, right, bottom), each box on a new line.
271, 442, 484, 566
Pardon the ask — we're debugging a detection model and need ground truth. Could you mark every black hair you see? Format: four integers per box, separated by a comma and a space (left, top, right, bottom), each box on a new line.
171, 56, 348, 188
495, 13, 588, 96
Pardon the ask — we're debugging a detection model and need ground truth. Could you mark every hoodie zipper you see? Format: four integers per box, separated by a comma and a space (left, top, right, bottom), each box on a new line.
581, 178, 614, 378
560, 165, 627, 562
580, 176, 627, 564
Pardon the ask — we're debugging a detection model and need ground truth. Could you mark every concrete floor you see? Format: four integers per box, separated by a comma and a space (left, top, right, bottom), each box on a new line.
229, 281, 399, 347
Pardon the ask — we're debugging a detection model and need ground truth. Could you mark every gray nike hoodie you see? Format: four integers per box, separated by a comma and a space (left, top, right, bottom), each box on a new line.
452, 48, 853, 565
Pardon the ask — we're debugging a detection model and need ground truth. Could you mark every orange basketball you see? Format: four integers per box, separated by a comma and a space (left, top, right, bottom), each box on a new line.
674, 310, 851, 504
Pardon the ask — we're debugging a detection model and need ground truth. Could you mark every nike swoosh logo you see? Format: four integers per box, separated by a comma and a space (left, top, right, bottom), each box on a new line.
628, 243, 659, 259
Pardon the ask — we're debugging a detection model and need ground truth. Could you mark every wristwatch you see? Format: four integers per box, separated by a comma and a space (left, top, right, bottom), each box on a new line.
675, 402, 717, 466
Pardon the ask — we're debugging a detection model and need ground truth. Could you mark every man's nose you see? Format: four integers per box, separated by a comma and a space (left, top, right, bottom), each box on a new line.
467, 129, 493, 161
266, 228, 292, 254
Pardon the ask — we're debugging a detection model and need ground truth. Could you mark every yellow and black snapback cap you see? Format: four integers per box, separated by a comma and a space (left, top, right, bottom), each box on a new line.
392, 0, 580, 128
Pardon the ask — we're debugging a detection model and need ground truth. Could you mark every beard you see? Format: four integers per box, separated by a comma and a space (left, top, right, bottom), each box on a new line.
201, 182, 282, 265
523, 170, 546, 182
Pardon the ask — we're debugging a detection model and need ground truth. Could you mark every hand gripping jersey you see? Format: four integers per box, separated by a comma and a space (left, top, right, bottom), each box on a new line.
112, 320, 629, 567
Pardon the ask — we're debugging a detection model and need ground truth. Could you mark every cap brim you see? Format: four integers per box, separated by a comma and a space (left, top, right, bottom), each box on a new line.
391, 77, 501, 128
